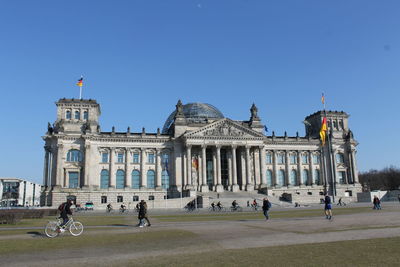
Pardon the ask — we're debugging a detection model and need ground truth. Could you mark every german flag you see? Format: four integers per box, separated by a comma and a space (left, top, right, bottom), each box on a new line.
320, 117, 327, 146
76, 77, 83, 87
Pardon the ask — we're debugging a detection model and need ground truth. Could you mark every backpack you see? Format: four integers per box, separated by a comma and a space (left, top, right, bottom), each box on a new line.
58, 203, 66, 211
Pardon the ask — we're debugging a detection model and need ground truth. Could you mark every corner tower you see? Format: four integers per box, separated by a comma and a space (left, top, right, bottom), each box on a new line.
53, 98, 101, 134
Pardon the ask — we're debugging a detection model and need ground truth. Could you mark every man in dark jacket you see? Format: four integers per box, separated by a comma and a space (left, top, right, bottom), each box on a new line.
138, 200, 151, 227
262, 198, 271, 220
324, 195, 333, 220
59, 199, 74, 232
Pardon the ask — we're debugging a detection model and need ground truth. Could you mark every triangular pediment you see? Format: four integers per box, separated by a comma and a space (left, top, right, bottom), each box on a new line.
184, 118, 264, 139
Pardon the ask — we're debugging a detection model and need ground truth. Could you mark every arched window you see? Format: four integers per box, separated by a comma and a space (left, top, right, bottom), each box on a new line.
278, 170, 285, 186
333, 120, 338, 129
66, 110, 71, 119
162, 170, 169, 190
266, 170, 273, 187
302, 169, 309, 185
147, 170, 155, 189
67, 150, 82, 162
336, 153, 345, 164
75, 110, 80, 120
83, 111, 88, 120
131, 170, 140, 189
116, 170, 125, 189
100, 170, 109, 189
314, 169, 321, 185
290, 170, 297, 185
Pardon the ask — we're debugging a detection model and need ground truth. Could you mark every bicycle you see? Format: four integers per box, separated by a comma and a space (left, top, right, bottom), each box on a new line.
183, 205, 198, 213
119, 207, 127, 213
250, 204, 260, 211
45, 217, 84, 238
230, 206, 243, 212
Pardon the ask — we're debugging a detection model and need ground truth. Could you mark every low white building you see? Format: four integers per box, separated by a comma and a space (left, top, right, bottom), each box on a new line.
0, 178, 42, 207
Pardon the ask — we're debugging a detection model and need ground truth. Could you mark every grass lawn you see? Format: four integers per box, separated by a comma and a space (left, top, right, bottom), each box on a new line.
120, 236, 400, 266
0, 229, 197, 255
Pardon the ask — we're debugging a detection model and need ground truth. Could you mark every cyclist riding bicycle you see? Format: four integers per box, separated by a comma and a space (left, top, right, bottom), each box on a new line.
120, 203, 126, 213
58, 199, 74, 232
216, 201, 222, 210
232, 200, 238, 209
106, 203, 113, 212
211, 202, 215, 211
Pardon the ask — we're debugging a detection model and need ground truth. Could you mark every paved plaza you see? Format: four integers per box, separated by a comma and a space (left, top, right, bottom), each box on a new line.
1, 204, 399, 266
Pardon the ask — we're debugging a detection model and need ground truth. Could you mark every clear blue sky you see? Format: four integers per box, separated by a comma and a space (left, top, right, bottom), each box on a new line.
0, 1, 399, 184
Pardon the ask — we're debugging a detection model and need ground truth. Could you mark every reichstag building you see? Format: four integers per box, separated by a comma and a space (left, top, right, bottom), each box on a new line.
41, 98, 361, 207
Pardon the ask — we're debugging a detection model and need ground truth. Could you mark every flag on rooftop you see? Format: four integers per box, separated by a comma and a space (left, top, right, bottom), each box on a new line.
76, 77, 83, 87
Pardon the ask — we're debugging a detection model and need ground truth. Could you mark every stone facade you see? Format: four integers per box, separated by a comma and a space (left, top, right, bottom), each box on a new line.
41, 98, 361, 208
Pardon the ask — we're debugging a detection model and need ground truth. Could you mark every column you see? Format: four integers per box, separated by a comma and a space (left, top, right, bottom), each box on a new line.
83, 144, 90, 189
215, 145, 224, 192
272, 150, 277, 187
183, 151, 187, 188
227, 151, 232, 189
231, 146, 239, 192
352, 149, 359, 183
55, 144, 64, 188
285, 151, 290, 187
254, 147, 261, 188
140, 148, 146, 189
109, 147, 115, 188
200, 145, 209, 192
297, 151, 303, 186
259, 146, 267, 188
173, 143, 183, 192
43, 149, 49, 187
156, 149, 162, 190
309, 151, 315, 185
126, 149, 132, 188
245, 146, 253, 191
212, 147, 217, 190
186, 145, 192, 189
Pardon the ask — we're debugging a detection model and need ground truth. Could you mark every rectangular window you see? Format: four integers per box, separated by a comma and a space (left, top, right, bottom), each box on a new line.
301, 154, 308, 164
290, 155, 297, 164
148, 153, 155, 164
132, 196, 139, 202
68, 172, 79, 188
148, 195, 155, 200
278, 154, 285, 164
83, 111, 89, 120
102, 153, 109, 163
266, 153, 272, 164
117, 153, 124, 163
313, 154, 320, 164
101, 196, 107, 204
338, 171, 346, 184
117, 196, 123, 203
133, 153, 140, 163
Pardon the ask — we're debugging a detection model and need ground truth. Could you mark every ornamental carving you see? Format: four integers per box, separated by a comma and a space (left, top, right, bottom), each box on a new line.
203, 122, 245, 137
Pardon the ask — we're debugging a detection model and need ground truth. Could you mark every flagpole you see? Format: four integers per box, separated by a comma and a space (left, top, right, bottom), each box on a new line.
322, 92, 336, 202
79, 86, 82, 100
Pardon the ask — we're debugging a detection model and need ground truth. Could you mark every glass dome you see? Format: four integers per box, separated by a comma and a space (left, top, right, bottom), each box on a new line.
162, 102, 224, 133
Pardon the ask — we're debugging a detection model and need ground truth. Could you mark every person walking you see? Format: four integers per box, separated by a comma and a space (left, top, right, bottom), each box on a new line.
138, 200, 151, 227
262, 197, 271, 220
324, 195, 333, 220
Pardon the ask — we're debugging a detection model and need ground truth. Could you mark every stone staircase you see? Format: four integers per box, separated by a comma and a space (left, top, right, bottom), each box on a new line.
199, 191, 292, 208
